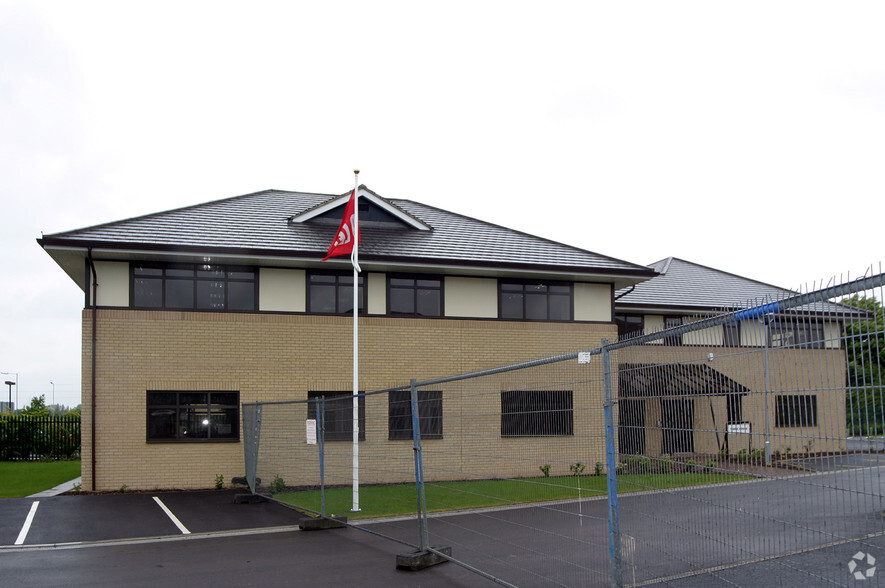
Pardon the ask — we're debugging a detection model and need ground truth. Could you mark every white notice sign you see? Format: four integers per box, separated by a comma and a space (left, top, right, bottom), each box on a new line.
727, 423, 751, 435
306, 419, 317, 445
578, 352, 593, 364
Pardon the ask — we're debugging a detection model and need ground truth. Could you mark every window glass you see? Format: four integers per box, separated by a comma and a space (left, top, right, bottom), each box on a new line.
166, 280, 194, 308
134, 278, 163, 308
197, 280, 225, 309
775, 394, 818, 427
390, 287, 415, 315
228, 282, 255, 311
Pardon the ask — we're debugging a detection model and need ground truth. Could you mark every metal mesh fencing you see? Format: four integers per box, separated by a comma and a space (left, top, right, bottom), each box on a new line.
243, 269, 885, 586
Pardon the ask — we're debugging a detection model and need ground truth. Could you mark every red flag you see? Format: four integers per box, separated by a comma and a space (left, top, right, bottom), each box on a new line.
322, 190, 360, 261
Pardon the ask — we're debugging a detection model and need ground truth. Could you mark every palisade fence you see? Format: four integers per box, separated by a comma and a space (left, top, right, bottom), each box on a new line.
0, 416, 81, 461
243, 269, 885, 587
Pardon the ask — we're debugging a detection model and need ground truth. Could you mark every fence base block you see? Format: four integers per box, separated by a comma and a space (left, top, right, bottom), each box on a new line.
299, 515, 347, 531
396, 546, 452, 571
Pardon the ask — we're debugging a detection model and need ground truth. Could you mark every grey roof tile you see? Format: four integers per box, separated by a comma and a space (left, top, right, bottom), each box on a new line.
40, 188, 654, 279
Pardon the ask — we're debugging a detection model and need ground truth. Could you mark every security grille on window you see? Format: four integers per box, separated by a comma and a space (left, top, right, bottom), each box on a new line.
146, 391, 239, 442
388, 275, 442, 317
501, 390, 574, 437
308, 391, 366, 441
132, 264, 256, 311
775, 394, 818, 427
388, 389, 443, 440
308, 272, 365, 314
500, 281, 572, 321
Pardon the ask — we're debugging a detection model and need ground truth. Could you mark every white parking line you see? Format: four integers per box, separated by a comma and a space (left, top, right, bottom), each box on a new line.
15, 501, 39, 545
152, 496, 191, 535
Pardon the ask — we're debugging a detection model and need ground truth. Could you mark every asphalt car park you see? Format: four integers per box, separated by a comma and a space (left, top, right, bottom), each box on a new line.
0, 489, 305, 546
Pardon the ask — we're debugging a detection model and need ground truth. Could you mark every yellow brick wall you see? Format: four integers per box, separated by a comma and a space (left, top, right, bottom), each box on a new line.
81, 308, 616, 491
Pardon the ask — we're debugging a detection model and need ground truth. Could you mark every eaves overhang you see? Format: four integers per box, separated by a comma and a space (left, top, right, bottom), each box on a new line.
39, 237, 657, 292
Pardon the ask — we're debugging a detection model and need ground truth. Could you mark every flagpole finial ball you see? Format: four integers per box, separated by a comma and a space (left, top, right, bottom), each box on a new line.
354, 169, 360, 175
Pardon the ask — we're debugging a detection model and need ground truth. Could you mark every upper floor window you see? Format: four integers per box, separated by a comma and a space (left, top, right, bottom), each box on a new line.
388, 275, 442, 317
500, 281, 572, 321
615, 314, 644, 339
769, 321, 825, 349
663, 316, 683, 346
132, 263, 256, 311
723, 322, 741, 347
308, 272, 365, 314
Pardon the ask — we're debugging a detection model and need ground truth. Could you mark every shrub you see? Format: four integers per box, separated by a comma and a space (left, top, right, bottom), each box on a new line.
684, 458, 698, 473
269, 475, 285, 494
569, 462, 586, 476
594, 462, 604, 476
215, 474, 224, 490
539, 464, 551, 478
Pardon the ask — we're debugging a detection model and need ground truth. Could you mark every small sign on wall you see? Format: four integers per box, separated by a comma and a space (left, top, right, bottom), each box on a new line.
306, 419, 317, 445
727, 422, 751, 435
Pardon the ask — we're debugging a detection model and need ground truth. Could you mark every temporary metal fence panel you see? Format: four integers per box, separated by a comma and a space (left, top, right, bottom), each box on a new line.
242, 269, 885, 586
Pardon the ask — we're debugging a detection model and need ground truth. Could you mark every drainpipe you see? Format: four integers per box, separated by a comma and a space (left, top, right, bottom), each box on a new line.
87, 248, 98, 491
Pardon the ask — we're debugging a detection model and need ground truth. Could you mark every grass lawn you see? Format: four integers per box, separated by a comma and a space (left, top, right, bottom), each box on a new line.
0, 460, 81, 498
275, 472, 748, 519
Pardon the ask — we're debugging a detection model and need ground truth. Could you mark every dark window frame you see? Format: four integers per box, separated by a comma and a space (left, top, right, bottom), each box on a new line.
146, 390, 240, 443
663, 316, 683, 346
308, 391, 366, 441
387, 274, 443, 317
499, 280, 573, 322
131, 263, 257, 312
615, 314, 645, 338
723, 322, 741, 347
501, 390, 574, 437
307, 271, 366, 315
768, 320, 826, 349
775, 394, 818, 428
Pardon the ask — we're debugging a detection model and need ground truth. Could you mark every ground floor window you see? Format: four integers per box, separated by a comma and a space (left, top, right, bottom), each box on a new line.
775, 394, 818, 427
308, 391, 366, 441
147, 391, 239, 442
388, 390, 443, 440
501, 390, 573, 437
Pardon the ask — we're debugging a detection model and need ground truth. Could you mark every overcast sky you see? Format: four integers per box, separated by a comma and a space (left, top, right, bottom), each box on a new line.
1, 1, 883, 409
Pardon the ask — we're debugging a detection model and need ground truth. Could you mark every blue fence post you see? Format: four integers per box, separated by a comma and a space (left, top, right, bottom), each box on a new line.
410, 379, 430, 551
602, 339, 623, 587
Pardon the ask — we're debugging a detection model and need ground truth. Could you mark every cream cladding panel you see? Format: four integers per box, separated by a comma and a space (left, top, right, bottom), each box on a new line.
259, 268, 305, 312
574, 283, 611, 322
91, 261, 129, 307
445, 276, 497, 318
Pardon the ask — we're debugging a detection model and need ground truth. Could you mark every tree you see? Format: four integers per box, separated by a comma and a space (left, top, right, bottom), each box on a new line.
21, 394, 50, 417
843, 295, 885, 436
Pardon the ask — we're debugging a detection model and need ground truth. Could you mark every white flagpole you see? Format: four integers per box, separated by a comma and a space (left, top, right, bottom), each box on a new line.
351, 169, 361, 512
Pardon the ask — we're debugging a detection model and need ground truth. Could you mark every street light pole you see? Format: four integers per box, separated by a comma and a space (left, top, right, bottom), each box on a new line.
4, 380, 15, 412
1, 372, 18, 412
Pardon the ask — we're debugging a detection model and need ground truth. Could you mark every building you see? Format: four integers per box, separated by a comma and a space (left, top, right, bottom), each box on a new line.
38, 186, 655, 491
613, 257, 852, 459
